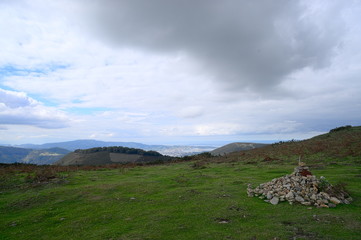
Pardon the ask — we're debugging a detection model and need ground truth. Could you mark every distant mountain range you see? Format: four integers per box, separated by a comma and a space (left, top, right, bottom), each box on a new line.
0, 140, 217, 164
14, 139, 216, 157
1, 139, 274, 165
16, 140, 156, 151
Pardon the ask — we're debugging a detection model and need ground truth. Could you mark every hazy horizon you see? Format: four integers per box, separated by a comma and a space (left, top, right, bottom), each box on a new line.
1, 137, 279, 148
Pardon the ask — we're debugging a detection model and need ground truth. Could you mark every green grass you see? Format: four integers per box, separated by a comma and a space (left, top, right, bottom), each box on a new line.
1, 161, 361, 240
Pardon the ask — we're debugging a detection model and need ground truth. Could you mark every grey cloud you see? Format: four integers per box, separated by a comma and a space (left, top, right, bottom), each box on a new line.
81, 0, 344, 92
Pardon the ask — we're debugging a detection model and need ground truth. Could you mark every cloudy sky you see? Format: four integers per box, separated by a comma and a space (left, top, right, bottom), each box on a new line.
1, 0, 360, 145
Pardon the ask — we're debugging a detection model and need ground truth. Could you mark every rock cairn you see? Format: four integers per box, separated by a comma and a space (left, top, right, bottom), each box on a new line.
247, 162, 352, 208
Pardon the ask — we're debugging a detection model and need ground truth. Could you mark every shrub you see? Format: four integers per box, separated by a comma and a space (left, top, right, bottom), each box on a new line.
191, 161, 207, 169
329, 125, 352, 133
26, 167, 59, 183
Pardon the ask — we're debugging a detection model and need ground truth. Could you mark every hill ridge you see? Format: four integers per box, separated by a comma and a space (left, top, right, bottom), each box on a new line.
219, 126, 361, 163
55, 146, 171, 166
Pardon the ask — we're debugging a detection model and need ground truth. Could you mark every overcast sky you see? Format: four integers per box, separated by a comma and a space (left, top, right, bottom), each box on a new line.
0, 0, 360, 145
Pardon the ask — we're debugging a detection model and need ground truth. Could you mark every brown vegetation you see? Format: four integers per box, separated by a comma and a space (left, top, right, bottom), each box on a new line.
207, 126, 361, 164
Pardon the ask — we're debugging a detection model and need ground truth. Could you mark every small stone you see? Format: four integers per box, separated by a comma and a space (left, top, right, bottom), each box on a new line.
218, 220, 229, 224
310, 194, 317, 201
328, 203, 336, 208
301, 202, 311, 206
307, 207, 312, 210
267, 192, 273, 200
9, 222, 17, 227
285, 191, 294, 199
330, 197, 341, 204
295, 196, 305, 202
270, 197, 279, 205
321, 192, 330, 200
130, 197, 136, 200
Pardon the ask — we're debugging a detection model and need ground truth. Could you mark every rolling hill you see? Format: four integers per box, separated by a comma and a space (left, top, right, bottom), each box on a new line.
210, 142, 268, 156
16, 139, 216, 157
0, 146, 32, 164
0, 146, 70, 164
214, 125, 361, 163
54, 146, 172, 166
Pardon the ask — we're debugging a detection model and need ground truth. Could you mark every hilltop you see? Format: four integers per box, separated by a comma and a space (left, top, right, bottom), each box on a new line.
210, 142, 268, 156
55, 146, 172, 166
213, 125, 361, 164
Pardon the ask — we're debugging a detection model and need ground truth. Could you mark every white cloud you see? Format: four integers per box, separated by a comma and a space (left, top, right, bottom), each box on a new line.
0, 88, 69, 128
177, 106, 204, 119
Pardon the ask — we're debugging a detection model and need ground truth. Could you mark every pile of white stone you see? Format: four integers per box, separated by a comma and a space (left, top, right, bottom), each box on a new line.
247, 162, 352, 208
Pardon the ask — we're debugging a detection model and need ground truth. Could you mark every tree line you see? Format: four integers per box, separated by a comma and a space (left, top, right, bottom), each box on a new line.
74, 146, 162, 156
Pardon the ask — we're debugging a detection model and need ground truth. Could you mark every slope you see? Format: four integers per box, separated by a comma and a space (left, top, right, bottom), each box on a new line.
210, 142, 268, 156
221, 126, 361, 163
0, 146, 32, 163
22, 148, 71, 165
1, 160, 360, 239
0, 146, 70, 164
55, 146, 171, 166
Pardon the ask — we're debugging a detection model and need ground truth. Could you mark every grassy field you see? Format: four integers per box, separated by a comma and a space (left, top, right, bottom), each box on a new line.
1, 160, 360, 240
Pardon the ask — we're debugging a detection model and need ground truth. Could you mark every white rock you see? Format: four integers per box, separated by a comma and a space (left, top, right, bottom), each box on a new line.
295, 196, 305, 202
285, 191, 294, 199
266, 192, 273, 200
330, 197, 341, 204
270, 197, 279, 205
310, 194, 317, 201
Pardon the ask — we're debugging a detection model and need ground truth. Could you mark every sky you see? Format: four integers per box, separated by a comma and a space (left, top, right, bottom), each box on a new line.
0, 0, 361, 146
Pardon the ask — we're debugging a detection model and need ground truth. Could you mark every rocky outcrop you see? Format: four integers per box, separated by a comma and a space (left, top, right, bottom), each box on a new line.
247, 162, 352, 208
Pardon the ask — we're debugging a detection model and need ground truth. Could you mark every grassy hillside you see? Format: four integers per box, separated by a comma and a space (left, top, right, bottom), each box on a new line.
210, 142, 268, 156
1, 160, 360, 239
1, 126, 360, 239
209, 126, 361, 164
